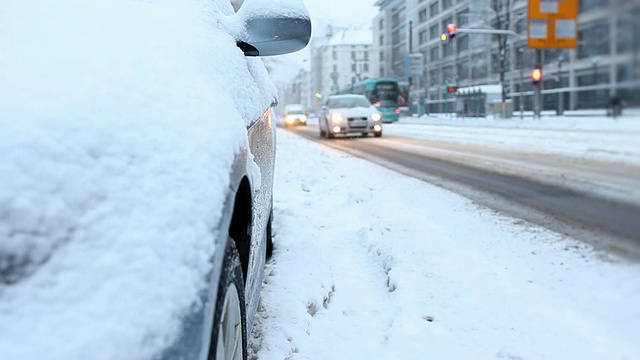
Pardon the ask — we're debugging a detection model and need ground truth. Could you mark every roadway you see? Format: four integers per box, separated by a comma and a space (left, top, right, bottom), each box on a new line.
283, 122, 640, 259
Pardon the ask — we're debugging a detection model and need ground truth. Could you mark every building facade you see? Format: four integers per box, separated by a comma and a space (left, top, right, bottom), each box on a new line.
311, 26, 374, 101
371, 0, 639, 113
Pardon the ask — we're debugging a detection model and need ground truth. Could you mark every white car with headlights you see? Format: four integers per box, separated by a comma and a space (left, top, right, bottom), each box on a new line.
319, 95, 383, 138
283, 104, 308, 126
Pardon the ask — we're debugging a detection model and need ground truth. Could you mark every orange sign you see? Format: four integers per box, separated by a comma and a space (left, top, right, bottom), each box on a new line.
528, 0, 578, 48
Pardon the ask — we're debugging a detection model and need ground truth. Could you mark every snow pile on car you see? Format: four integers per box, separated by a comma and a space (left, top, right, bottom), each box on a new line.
0, 0, 275, 358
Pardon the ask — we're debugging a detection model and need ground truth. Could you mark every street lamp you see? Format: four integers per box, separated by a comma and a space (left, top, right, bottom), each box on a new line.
557, 56, 564, 115
591, 57, 599, 108
518, 48, 525, 119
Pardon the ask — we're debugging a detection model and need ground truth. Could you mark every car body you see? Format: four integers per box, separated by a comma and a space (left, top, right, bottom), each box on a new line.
0, 0, 310, 359
319, 95, 383, 138
283, 104, 308, 126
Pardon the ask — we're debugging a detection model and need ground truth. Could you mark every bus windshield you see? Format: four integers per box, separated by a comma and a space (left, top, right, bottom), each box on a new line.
373, 82, 400, 107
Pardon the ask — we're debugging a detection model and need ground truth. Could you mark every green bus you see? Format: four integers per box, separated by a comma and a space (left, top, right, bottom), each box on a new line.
331, 78, 401, 123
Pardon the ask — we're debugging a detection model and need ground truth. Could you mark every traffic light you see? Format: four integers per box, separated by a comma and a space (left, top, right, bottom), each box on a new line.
447, 86, 458, 93
447, 24, 457, 39
315, 92, 323, 99
531, 68, 542, 85
440, 33, 448, 42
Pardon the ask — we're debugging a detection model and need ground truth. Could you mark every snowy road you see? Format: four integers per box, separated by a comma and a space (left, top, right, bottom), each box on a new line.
248, 115, 640, 359
288, 120, 640, 254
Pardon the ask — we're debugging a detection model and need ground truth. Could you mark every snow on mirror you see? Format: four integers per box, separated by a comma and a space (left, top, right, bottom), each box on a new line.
232, 0, 311, 56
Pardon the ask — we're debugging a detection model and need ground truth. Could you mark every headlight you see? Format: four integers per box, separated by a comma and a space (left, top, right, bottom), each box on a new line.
371, 113, 382, 121
330, 113, 344, 123
300, 115, 307, 122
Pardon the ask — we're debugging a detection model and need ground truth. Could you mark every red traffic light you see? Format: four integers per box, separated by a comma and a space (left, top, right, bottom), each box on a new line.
447, 24, 457, 38
531, 68, 543, 84
447, 86, 458, 93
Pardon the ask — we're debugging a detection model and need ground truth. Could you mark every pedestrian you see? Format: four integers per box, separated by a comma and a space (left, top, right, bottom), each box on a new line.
609, 96, 622, 118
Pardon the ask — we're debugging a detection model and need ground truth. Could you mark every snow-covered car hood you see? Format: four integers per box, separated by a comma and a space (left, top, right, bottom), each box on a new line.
0, 0, 277, 358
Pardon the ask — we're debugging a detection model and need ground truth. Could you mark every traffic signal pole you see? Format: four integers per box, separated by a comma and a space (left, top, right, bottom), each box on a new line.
534, 49, 542, 119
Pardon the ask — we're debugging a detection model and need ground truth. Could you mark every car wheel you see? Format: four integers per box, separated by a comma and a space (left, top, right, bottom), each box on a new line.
374, 131, 382, 138
326, 122, 335, 139
209, 238, 246, 360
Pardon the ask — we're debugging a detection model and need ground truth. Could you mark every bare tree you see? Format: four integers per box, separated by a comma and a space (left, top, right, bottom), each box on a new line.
490, 0, 513, 106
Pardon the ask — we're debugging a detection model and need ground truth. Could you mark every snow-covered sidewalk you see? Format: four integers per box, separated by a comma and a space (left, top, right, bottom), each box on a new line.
249, 128, 640, 359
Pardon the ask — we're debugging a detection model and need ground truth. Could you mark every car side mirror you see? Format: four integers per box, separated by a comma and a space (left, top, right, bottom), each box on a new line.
234, 0, 311, 57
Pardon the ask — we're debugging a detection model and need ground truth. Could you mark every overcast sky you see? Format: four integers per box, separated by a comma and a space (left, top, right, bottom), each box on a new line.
268, 0, 379, 84
303, 0, 378, 27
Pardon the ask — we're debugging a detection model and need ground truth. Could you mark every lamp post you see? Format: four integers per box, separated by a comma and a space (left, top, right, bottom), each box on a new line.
557, 56, 564, 115
591, 57, 599, 108
518, 47, 524, 119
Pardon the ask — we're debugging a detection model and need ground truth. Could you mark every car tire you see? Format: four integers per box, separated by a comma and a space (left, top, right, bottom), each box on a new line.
374, 131, 382, 138
209, 238, 246, 360
326, 122, 335, 139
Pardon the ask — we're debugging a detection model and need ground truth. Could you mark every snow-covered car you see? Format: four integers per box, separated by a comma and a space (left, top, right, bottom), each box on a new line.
319, 94, 383, 138
0, 0, 310, 359
283, 104, 308, 126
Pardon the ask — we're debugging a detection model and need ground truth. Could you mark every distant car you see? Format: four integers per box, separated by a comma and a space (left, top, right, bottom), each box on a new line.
319, 94, 383, 138
283, 104, 308, 126
0, 1, 310, 359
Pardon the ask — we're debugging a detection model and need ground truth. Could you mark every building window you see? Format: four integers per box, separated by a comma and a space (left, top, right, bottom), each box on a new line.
577, 21, 610, 59
441, 16, 453, 35
392, 12, 400, 27
457, 59, 469, 80
419, 8, 427, 23
392, 29, 402, 43
364, 51, 369, 60
430, 24, 440, 39
379, 51, 384, 61
419, 30, 428, 45
442, 0, 453, 10
430, 46, 439, 61
332, 51, 337, 61
579, 0, 607, 13
379, 35, 384, 46
364, 63, 369, 72
457, 34, 469, 52
442, 42, 453, 57
351, 51, 356, 59
458, 8, 469, 26
379, 19, 384, 30
351, 63, 356, 71
429, 1, 439, 17
617, 9, 639, 54
471, 53, 488, 79
429, 69, 439, 86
